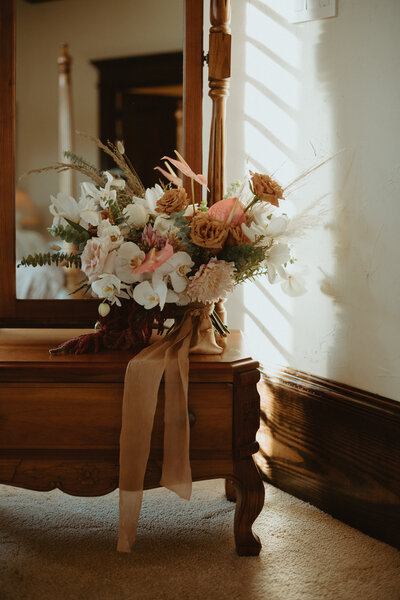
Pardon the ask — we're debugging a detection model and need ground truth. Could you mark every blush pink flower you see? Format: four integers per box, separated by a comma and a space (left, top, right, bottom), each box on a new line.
154, 165, 183, 187
141, 223, 167, 251
161, 155, 208, 187
131, 242, 174, 274
80, 237, 110, 283
208, 197, 247, 226
187, 258, 235, 304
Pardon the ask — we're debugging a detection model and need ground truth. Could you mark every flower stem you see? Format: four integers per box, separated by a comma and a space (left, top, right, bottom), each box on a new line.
213, 309, 230, 333
191, 178, 196, 212
211, 309, 230, 336
243, 196, 259, 214
226, 197, 240, 225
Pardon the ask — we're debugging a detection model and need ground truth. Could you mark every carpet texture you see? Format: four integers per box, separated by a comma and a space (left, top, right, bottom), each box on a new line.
0, 480, 399, 600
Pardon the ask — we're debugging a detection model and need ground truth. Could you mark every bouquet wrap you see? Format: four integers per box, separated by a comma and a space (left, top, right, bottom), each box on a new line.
118, 303, 222, 552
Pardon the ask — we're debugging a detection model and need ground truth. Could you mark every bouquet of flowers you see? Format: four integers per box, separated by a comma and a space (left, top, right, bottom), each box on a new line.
20, 136, 303, 354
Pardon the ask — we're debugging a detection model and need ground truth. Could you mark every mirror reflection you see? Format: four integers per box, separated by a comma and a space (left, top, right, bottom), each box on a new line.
15, 0, 184, 299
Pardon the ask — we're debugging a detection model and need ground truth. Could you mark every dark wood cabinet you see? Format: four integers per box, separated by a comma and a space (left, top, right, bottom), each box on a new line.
0, 329, 264, 555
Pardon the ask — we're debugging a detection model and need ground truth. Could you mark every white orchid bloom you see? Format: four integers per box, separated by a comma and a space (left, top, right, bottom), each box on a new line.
78, 190, 101, 228
265, 243, 291, 284
132, 184, 164, 216
80, 172, 125, 209
155, 251, 194, 293
242, 210, 288, 245
80, 181, 101, 205
97, 219, 124, 249
91, 274, 129, 307
115, 242, 145, 284
281, 272, 307, 297
133, 278, 168, 310
241, 221, 265, 244
49, 192, 81, 226
123, 203, 149, 229
251, 202, 275, 224
99, 171, 125, 209
265, 215, 288, 238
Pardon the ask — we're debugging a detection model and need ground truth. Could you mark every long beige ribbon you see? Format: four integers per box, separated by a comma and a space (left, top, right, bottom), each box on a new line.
117, 306, 222, 552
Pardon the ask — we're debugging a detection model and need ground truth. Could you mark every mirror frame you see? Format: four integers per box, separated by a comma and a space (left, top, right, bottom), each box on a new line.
0, 0, 204, 327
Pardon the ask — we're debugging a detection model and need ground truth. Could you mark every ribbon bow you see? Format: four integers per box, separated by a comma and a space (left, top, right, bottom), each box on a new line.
118, 305, 223, 552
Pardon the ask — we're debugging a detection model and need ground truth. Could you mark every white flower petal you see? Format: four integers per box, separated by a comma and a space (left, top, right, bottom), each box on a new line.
153, 277, 168, 310
97, 219, 124, 249
281, 274, 307, 297
115, 242, 145, 284
123, 203, 149, 228
266, 215, 288, 237
266, 243, 291, 266
241, 223, 259, 243
49, 192, 80, 224
133, 281, 159, 310
170, 271, 187, 293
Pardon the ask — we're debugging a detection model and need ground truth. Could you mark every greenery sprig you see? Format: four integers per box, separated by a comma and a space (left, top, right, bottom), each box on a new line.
18, 251, 82, 269
219, 243, 266, 283
48, 220, 90, 248
63, 150, 103, 178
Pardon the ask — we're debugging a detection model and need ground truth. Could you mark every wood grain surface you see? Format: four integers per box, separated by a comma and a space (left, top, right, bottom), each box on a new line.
0, 0, 16, 321
0, 328, 263, 555
0, 329, 258, 383
256, 367, 400, 548
207, 0, 231, 205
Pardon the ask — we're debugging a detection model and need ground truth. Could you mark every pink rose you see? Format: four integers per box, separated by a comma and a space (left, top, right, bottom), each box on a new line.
81, 237, 111, 283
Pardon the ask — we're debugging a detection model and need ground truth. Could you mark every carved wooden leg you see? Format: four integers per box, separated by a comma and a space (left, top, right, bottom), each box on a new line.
225, 478, 236, 502
232, 457, 265, 556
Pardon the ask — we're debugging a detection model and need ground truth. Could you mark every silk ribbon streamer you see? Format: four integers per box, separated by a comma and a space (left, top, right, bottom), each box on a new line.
117, 305, 223, 552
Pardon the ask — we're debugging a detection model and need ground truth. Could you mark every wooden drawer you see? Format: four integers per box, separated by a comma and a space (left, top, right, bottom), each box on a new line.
0, 383, 233, 452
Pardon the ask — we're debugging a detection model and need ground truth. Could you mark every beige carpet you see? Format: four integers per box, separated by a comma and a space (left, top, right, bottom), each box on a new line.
0, 480, 399, 600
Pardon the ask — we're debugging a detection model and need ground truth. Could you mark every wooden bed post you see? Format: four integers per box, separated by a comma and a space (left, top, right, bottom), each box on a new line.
58, 43, 85, 297
207, 0, 231, 206
57, 43, 76, 197
207, 1, 231, 325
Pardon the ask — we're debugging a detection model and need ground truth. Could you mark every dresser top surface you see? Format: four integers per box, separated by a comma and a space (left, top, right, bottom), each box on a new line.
0, 329, 258, 383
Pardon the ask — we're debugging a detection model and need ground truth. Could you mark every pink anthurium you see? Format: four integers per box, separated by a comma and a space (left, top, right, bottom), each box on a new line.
161, 155, 208, 188
131, 242, 174, 274
208, 197, 247, 226
154, 166, 183, 188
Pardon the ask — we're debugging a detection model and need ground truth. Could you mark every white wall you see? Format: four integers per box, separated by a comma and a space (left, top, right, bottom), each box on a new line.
203, 0, 400, 401
16, 0, 183, 228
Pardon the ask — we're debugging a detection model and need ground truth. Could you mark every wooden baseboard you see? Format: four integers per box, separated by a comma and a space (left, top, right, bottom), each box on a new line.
255, 367, 400, 549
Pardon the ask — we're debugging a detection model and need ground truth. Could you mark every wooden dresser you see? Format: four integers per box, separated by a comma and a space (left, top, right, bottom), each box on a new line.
0, 329, 264, 555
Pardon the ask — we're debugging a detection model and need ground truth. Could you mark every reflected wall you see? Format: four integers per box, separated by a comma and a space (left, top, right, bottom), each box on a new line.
15, 0, 183, 299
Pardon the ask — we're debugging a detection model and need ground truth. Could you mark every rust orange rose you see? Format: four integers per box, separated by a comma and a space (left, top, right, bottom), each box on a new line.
156, 187, 189, 215
250, 171, 284, 207
190, 212, 229, 250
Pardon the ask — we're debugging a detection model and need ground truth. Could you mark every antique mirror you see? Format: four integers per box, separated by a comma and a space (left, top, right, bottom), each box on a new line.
0, 0, 205, 326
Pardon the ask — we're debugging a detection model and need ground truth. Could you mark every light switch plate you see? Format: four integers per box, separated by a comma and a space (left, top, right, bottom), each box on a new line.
287, 0, 337, 24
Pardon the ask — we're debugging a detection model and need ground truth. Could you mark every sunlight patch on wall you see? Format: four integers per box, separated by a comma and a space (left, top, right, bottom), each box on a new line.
246, 1, 299, 68
244, 82, 297, 154
241, 0, 301, 367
